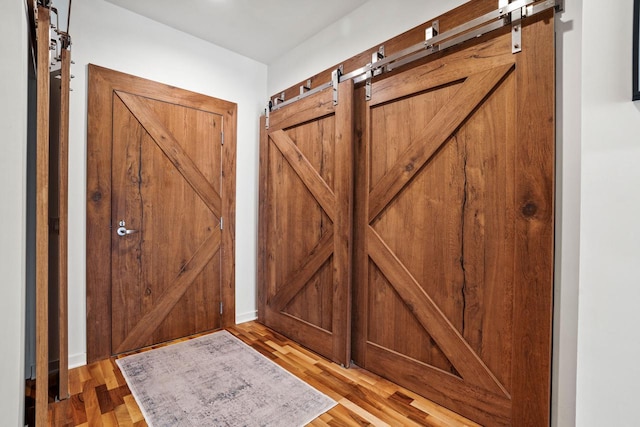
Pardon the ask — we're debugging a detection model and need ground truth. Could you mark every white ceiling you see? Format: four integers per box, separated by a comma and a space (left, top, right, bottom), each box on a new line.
104, 0, 370, 64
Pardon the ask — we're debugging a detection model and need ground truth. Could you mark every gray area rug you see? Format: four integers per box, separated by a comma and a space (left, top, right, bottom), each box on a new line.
116, 330, 336, 427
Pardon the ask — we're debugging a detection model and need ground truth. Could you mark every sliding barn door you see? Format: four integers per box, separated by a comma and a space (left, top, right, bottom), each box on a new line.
259, 80, 354, 365
353, 13, 555, 427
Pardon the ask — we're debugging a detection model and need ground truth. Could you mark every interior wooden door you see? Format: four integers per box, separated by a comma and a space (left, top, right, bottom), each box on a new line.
87, 65, 237, 361
259, 80, 354, 366
353, 12, 555, 427
110, 91, 224, 354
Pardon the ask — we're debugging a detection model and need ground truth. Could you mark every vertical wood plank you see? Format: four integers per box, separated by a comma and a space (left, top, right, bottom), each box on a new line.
257, 115, 268, 323
351, 85, 368, 365
260, 86, 353, 366
58, 45, 71, 401
221, 104, 237, 327
511, 10, 556, 426
36, 5, 50, 426
86, 65, 114, 363
332, 79, 354, 364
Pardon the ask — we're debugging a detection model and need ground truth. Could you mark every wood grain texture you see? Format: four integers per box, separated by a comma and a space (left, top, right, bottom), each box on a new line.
269, 229, 334, 311
332, 79, 355, 365
268, 87, 336, 132
87, 65, 237, 362
220, 98, 237, 328
261, 82, 353, 366
110, 91, 223, 353
270, 130, 337, 221
86, 66, 115, 363
351, 84, 368, 369
257, 115, 268, 324
262, 3, 554, 424
45, 322, 478, 427
58, 46, 71, 401
367, 228, 506, 396
115, 91, 223, 215
36, 6, 51, 426
353, 7, 555, 426
367, 64, 514, 222
364, 342, 511, 425
113, 231, 221, 354
510, 10, 555, 426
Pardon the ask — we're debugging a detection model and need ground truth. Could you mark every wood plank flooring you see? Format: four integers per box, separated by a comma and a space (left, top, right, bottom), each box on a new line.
41, 321, 479, 426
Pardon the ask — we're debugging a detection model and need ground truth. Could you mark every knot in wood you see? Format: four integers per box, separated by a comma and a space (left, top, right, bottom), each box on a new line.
522, 202, 538, 218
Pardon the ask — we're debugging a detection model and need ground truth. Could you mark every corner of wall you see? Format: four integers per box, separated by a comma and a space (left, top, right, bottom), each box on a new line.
551, 1, 582, 425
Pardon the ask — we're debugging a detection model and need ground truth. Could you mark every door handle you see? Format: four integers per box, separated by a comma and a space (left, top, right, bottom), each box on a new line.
117, 220, 138, 236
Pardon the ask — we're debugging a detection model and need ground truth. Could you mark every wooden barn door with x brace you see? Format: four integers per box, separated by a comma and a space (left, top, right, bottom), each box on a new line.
260, 4, 555, 426
259, 80, 354, 366
352, 10, 555, 427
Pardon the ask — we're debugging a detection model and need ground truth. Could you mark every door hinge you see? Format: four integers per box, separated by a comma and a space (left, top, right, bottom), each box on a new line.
221, 131, 224, 145
220, 217, 223, 230
220, 301, 223, 315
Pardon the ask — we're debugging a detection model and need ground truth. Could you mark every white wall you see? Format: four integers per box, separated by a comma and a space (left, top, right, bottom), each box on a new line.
0, 0, 28, 424
270, 1, 582, 426
576, 1, 640, 426
67, 0, 267, 366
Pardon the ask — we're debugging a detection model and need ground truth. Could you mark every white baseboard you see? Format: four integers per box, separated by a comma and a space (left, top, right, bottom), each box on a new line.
68, 353, 87, 369
236, 310, 258, 324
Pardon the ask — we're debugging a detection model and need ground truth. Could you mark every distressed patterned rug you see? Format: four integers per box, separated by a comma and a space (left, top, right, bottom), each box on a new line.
116, 330, 336, 427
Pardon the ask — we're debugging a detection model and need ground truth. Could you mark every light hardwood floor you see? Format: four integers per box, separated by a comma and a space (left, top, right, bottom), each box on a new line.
41, 321, 479, 426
